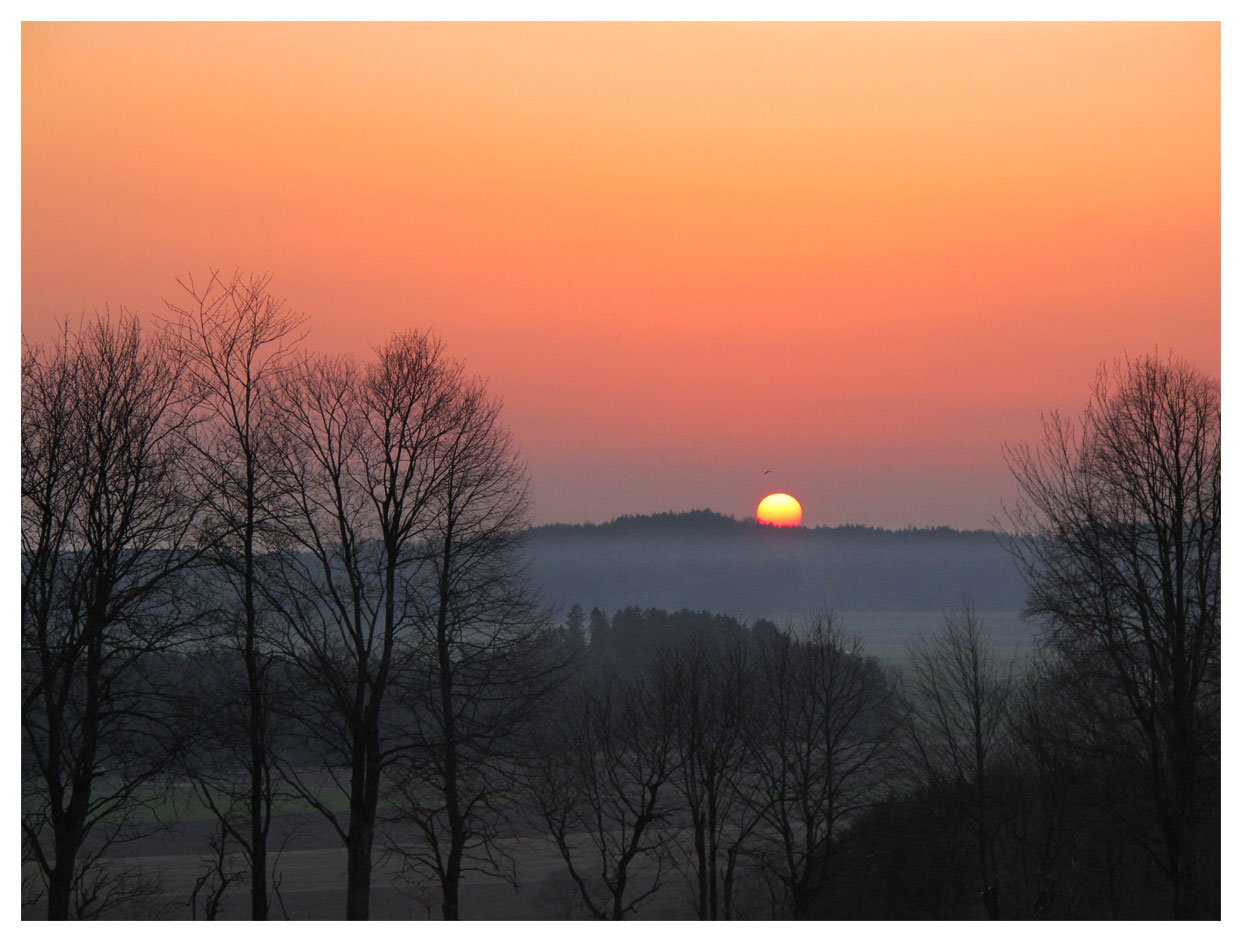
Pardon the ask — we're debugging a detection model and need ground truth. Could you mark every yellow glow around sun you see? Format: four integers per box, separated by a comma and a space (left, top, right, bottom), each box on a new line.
757, 493, 803, 527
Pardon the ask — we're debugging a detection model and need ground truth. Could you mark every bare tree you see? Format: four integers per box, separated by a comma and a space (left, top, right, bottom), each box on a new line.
663, 628, 765, 919
267, 331, 459, 919
747, 615, 896, 917
22, 315, 203, 919
163, 270, 306, 919
900, 599, 1015, 918
1005, 352, 1220, 918
526, 669, 680, 919
383, 378, 560, 919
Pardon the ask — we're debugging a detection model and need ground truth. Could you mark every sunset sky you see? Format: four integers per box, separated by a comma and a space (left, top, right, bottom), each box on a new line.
21, 22, 1220, 529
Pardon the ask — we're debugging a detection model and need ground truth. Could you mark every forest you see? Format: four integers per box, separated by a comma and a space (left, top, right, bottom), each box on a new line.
21, 275, 1220, 920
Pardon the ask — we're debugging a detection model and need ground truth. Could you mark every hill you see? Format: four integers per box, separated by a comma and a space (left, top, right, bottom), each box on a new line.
523, 509, 1028, 620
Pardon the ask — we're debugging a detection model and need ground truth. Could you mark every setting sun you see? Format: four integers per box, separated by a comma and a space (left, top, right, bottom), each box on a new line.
757, 493, 803, 528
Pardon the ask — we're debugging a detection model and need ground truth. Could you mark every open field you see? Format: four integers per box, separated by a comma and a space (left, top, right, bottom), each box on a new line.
21, 812, 692, 920
790, 610, 1034, 663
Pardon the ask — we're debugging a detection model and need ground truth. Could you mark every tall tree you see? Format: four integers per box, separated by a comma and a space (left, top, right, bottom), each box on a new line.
269, 331, 460, 919
164, 270, 306, 919
22, 315, 202, 919
385, 377, 559, 919
1005, 353, 1220, 918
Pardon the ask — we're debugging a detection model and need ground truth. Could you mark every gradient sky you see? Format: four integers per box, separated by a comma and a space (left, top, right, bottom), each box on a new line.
21, 22, 1219, 528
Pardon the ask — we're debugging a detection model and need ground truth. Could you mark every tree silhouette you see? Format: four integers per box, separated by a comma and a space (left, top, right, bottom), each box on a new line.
164, 270, 306, 919
267, 331, 460, 919
525, 669, 680, 919
22, 315, 203, 918
1005, 353, 1220, 918
383, 376, 561, 919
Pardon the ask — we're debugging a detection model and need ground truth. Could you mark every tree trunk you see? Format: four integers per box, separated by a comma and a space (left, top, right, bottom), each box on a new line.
611, 862, 629, 920
47, 854, 74, 920
245, 644, 269, 920
706, 792, 718, 920
692, 807, 707, 919
1170, 718, 1201, 918
46, 622, 103, 920
442, 843, 462, 920
244, 501, 269, 920
344, 729, 377, 921
249, 789, 268, 920
345, 821, 373, 920
723, 844, 739, 920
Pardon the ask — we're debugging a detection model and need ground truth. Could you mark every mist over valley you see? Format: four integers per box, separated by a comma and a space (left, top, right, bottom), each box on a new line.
524, 510, 1033, 654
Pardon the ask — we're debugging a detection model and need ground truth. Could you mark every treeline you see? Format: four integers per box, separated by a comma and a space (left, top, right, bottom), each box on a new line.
524, 511, 1029, 616
21, 276, 1219, 920
536, 509, 999, 538
542, 601, 1219, 919
532, 606, 891, 919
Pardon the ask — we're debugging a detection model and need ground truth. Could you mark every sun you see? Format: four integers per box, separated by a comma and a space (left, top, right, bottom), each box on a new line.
756, 493, 803, 527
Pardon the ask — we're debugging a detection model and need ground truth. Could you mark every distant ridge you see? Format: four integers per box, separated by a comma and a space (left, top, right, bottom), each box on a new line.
522, 509, 1028, 618
529, 508, 1001, 539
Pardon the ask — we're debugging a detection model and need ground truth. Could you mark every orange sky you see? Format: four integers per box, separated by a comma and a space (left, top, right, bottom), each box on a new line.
21, 22, 1219, 528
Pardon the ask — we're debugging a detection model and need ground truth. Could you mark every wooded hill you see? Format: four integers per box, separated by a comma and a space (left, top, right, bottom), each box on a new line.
523, 510, 1028, 617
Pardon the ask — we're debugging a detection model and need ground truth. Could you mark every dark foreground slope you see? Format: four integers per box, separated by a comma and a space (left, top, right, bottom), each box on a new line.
523, 510, 1027, 618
